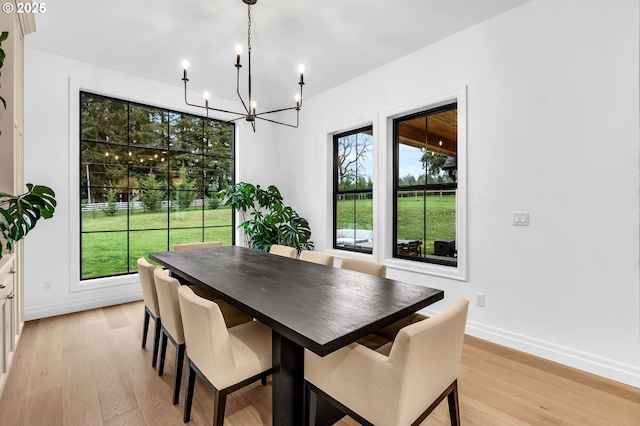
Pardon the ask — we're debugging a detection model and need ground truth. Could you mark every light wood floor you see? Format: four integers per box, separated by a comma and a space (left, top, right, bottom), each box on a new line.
0, 300, 639, 425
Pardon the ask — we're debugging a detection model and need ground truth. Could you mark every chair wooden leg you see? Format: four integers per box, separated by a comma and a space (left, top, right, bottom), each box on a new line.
447, 380, 460, 426
141, 309, 150, 348
173, 343, 186, 405
184, 362, 197, 423
158, 331, 168, 376
213, 389, 228, 426
303, 380, 313, 426
152, 318, 161, 368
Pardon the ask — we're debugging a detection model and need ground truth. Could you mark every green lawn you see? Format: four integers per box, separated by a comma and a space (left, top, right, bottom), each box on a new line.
81, 206, 233, 278
336, 194, 456, 255
81, 195, 456, 279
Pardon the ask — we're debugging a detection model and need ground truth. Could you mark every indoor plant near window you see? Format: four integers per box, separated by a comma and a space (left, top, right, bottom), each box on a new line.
0, 31, 57, 259
0, 185, 57, 260
219, 182, 313, 253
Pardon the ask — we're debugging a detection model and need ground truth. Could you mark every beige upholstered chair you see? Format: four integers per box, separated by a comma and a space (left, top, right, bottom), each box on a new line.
340, 257, 425, 348
136, 258, 162, 368
172, 242, 253, 329
299, 250, 334, 266
340, 257, 386, 278
153, 269, 188, 405
269, 244, 297, 258
178, 286, 273, 425
304, 298, 469, 426
173, 241, 222, 251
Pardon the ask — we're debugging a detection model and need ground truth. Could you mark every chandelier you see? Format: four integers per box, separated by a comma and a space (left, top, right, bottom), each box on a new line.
181, 0, 305, 132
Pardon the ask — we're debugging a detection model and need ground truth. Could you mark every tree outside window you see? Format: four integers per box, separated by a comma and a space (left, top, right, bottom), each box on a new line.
80, 93, 235, 280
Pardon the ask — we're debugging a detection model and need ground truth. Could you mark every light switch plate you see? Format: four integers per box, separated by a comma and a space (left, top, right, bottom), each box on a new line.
513, 212, 529, 226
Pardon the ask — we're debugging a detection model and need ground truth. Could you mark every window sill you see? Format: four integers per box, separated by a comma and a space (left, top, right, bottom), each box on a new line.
384, 257, 467, 281
71, 274, 140, 293
326, 248, 375, 261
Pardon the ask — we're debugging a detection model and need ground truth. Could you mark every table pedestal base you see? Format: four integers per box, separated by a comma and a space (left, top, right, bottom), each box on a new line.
272, 332, 304, 426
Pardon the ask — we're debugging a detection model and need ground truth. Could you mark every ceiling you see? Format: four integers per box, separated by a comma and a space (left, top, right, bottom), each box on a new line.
26, 0, 529, 110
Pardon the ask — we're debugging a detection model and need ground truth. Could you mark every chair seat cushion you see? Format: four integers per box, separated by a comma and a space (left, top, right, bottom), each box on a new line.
217, 321, 272, 389
356, 333, 392, 351
375, 313, 428, 341
190, 286, 253, 327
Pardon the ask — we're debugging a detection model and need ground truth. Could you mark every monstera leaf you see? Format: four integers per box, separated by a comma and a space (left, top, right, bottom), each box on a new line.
0, 184, 56, 258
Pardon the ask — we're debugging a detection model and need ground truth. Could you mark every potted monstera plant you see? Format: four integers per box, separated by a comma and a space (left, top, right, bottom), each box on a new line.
219, 182, 313, 253
0, 184, 56, 260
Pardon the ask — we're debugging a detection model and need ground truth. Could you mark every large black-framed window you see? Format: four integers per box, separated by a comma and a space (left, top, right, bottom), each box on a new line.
393, 103, 458, 266
80, 92, 235, 280
333, 126, 374, 254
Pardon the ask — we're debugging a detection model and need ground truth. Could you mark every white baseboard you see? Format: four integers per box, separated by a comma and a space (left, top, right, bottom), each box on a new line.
421, 307, 640, 389
24, 288, 143, 321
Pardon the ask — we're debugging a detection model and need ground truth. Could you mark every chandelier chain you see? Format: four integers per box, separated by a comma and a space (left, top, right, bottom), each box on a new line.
247, 3, 252, 54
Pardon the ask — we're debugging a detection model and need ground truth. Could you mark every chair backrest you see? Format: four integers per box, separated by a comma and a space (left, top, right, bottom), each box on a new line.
389, 298, 469, 425
178, 285, 234, 387
299, 250, 334, 266
137, 258, 160, 317
153, 269, 185, 344
173, 241, 222, 251
406, 240, 421, 256
269, 244, 297, 258
340, 258, 386, 278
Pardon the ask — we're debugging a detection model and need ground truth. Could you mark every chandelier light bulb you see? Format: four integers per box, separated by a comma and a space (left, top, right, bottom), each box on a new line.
235, 44, 242, 65
251, 101, 257, 109
182, 59, 190, 81
298, 64, 305, 74
203, 91, 210, 111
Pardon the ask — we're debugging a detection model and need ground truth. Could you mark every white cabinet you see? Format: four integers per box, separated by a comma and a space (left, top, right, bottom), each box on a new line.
0, 5, 34, 397
0, 254, 18, 393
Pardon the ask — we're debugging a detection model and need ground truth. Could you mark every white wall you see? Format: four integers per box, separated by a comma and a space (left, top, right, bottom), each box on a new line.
22, 47, 274, 318
271, 0, 640, 387
22, 0, 640, 388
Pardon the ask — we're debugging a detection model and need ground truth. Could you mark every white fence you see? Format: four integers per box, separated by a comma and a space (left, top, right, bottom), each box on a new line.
82, 198, 207, 212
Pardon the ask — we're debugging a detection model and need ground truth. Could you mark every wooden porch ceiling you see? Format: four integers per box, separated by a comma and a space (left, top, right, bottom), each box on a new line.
398, 109, 457, 157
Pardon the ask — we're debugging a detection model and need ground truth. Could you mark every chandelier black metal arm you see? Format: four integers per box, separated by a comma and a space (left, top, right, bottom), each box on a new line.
182, 77, 247, 118
180, 0, 305, 132
235, 64, 250, 116
253, 82, 303, 128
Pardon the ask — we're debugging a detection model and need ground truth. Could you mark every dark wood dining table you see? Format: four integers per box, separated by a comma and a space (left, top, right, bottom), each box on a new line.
150, 246, 444, 426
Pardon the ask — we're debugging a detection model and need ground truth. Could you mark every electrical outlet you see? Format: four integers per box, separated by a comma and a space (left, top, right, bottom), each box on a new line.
43, 281, 52, 291
475, 293, 485, 307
